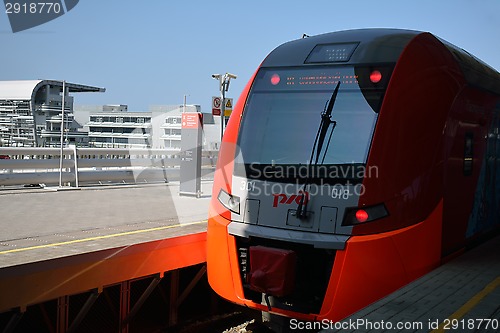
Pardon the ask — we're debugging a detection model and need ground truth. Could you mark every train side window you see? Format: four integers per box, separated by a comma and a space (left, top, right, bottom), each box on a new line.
463, 133, 473, 176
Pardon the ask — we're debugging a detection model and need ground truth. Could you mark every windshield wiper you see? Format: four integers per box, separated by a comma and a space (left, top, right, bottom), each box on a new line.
296, 81, 340, 219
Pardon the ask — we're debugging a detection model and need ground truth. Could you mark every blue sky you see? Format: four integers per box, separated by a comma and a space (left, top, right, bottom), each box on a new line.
1, 0, 499, 112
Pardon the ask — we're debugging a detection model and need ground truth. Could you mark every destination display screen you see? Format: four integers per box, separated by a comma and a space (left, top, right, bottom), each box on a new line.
305, 42, 359, 63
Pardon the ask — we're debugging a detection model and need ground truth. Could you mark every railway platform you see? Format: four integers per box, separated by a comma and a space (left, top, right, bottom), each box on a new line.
0, 181, 212, 332
320, 234, 500, 333
2, 180, 498, 332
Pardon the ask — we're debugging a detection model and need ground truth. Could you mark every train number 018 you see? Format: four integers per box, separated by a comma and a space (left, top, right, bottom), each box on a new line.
331, 187, 350, 199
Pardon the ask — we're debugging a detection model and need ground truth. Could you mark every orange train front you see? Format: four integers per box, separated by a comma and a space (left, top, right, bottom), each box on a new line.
207, 29, 500, 322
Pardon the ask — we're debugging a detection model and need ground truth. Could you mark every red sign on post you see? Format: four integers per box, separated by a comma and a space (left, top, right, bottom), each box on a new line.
182, 112, 202, 129
212, 96, 221, 116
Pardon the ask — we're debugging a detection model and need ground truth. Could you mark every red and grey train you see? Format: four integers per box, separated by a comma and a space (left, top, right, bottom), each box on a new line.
207, 29, 500, 322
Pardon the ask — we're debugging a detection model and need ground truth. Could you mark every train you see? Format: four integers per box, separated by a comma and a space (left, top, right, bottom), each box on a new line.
206, 28, 500, 322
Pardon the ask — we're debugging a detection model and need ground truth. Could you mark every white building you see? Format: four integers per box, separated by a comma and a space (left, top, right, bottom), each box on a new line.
0, 80, 105, 147
86, 110, 152, 148
0, 80, 224, 151
79, 104, 219, 152
150, 104, 200, 151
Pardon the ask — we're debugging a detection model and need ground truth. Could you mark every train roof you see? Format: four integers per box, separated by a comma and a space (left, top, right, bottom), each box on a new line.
439, 39, 500, 95
261, 28, 421, 67
261, 28, 500, 95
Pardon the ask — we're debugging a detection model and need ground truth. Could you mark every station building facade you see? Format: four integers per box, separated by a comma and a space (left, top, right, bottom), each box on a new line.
0, 80, 220, 151
77, 104, 218, 152
85, 105, 153, 149
0, 80, 105, 147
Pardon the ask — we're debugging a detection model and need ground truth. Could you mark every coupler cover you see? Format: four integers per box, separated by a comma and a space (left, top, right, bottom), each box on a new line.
249, 246, 297, 297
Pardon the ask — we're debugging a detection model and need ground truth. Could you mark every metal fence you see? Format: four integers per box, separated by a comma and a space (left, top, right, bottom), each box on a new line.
0, 147, 217, 187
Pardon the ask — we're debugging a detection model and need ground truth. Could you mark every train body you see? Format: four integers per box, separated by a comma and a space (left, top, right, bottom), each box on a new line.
207, 29, 500, 321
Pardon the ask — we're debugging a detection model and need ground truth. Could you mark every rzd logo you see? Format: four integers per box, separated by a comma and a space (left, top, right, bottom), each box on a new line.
272, 191, 309, 208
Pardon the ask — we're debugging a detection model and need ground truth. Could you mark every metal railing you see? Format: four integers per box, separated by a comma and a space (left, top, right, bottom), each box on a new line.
0, 147, 217, 187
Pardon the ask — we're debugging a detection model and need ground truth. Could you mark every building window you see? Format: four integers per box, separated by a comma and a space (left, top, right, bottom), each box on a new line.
166, 117, 180, 125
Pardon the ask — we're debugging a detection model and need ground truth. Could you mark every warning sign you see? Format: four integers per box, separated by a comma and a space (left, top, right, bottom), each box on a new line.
212, 96, 221, 116
224, 98, 233, 117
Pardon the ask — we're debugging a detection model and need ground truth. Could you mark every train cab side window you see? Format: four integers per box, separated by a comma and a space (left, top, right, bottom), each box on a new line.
463, 133, 473, 176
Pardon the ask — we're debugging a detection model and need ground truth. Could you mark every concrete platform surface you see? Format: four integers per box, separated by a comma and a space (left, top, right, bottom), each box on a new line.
0, 181, 212, 268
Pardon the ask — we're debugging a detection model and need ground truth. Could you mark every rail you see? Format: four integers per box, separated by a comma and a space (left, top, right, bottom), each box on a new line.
0, 147, 218, 187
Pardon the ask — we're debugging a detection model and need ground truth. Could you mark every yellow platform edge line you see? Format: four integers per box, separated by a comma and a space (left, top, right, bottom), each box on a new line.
431, 275, 500, 333
0, 220, 207, 255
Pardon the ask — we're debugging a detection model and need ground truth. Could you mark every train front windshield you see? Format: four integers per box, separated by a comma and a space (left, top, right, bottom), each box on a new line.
235, 66, 389, 183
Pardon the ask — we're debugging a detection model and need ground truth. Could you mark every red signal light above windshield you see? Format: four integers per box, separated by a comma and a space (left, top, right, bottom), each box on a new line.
271, 74, 281, 85
369, 70, 382, 83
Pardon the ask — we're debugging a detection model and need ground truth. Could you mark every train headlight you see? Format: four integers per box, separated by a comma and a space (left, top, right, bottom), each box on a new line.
217, 189, 241, 214
342, 204, 388, 225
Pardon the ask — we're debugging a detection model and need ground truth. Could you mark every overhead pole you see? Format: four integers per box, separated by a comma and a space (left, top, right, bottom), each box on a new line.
212, 73, 237, 142
219, 76, 224, 141
59, 80, 66, 188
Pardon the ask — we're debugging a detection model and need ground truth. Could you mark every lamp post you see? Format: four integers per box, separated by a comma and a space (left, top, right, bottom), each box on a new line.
58, 80, 66, 187
212, 73, 237, 141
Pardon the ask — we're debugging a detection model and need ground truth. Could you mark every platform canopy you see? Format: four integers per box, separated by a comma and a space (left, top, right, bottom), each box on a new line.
0, 80, 105, 101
